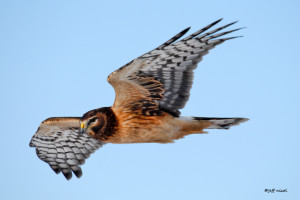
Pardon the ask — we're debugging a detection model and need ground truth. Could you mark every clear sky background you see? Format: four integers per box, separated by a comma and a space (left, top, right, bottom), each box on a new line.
1, 0, 299, 200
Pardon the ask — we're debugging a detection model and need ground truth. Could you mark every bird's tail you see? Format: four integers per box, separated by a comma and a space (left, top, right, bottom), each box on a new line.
179, 116, 249, 131
193, 117, 249, 129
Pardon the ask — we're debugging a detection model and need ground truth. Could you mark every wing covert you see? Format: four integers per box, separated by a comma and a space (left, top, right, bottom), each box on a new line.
108, 19, 242, 116
29, 117, 104, 180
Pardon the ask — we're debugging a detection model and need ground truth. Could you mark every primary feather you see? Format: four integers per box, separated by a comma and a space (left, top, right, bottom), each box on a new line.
108, 18, 242, 116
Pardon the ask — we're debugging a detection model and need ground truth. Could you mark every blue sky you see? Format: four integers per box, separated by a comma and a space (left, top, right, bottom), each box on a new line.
1, 0, 299, 200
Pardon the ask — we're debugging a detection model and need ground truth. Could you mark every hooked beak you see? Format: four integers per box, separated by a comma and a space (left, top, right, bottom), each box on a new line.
80, 122, 87, 134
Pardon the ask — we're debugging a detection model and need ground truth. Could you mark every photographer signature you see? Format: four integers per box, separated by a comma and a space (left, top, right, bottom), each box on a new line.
264, 188, 287, 193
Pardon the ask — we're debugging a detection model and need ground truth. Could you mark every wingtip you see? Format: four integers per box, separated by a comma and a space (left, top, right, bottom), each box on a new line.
221, 27, 245, 40
223, 35, 244, 41
62, 170, 72, 180
216, 18, 223, 23
182, 27, 191, 34
72, 166, 83, 178
73, 170, 83, 178
50, 165, 61, 174
230, 20, 239, 25
212, 18, 223, 26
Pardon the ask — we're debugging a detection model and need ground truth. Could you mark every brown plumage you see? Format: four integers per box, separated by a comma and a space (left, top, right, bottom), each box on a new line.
29, 19, 248, 180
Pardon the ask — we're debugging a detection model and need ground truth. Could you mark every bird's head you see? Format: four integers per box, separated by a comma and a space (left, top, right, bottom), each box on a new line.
80, 109, 107, 138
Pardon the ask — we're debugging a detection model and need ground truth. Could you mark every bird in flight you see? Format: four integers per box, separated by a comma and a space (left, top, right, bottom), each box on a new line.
29, 19, 248, 180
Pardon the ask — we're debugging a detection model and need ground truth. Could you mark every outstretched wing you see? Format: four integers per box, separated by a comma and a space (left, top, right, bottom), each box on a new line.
108, 19, 242, 117
29, 117, 104, 180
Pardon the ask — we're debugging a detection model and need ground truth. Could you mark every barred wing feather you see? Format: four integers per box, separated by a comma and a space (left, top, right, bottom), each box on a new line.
29, 117, 104, 180
108, 19, 242, 116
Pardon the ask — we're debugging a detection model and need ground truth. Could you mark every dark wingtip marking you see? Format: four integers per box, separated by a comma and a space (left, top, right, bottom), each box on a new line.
228, 27, 246, 33
226, 20, 238, 27
62, 171, 72, 180
182, 27, 191, 34
156, 27, 191, 50
237, 27, 247, 31
207, 27, 245, 41
203, 18, 224, 29
209, 18, 223, 26
50, 165, 61, 174
215, 18, 223, 23
73, 169, 83, 178
222, 36, 243, 41
182, 18, 224, 41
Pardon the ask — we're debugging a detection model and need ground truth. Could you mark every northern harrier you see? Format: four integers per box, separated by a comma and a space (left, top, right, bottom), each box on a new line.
29, 19, 248, 180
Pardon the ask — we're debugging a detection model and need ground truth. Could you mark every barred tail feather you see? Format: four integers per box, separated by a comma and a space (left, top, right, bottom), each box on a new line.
193, 117, 249, 129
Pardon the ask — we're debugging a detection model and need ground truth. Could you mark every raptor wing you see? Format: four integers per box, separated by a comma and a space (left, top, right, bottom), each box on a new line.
29, 117, 104, 180
108, 19, 242, 117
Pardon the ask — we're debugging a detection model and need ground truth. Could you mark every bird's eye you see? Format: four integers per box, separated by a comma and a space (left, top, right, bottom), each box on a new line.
88, 118, 97, 125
